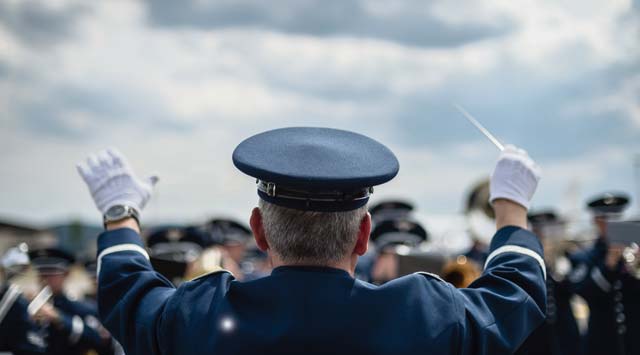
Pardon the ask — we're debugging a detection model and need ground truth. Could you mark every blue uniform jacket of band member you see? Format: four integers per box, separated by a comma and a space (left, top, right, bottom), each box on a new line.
568, 193, 637, 355
0, 284, 46, 354
95, 225, 546, 355
46, 293, 115, 355
571, 238, 640, 355
28, 247, 118, 355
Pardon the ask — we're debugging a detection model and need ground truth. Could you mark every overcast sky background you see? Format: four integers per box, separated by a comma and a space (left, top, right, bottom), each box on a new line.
0, 0, 639, 228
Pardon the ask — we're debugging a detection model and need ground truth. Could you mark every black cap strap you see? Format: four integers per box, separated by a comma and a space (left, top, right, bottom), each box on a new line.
257, 180, 372, 212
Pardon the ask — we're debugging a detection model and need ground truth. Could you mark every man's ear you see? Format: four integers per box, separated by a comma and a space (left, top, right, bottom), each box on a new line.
250, 207, 269, 251
353, 212, 371, 256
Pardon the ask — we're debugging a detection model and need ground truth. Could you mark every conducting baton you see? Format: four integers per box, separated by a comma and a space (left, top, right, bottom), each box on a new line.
453, 103, 504, 151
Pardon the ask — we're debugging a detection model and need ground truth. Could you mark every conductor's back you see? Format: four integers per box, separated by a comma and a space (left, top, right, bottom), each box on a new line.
77, 128, 546, 355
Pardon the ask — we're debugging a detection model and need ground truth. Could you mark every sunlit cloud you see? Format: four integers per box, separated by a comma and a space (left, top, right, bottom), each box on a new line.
0, 0, 638, 225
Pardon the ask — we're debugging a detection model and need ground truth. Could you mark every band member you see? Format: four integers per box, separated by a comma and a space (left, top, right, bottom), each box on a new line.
1, 245, 46, 354
569, 193, 638, 355
355, 200, 415, 282
463, 179, 494, 265
369, 218, 428, 284
516, 209, 582, 355
146, 227, 198, 285
29, 248, 118, 355
205, 219, 253, 265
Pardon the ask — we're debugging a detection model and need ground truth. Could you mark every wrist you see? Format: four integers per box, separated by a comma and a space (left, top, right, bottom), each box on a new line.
493, 199, 528, 230
105, 217, 141, 233
490, 191, 530, 211
103, 204, 140, 228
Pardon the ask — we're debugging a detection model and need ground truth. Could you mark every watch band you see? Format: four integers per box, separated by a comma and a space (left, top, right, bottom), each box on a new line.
103, 205, 140, 229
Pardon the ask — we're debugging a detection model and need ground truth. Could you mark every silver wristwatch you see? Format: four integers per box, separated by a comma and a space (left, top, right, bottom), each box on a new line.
103, 205, 140, 227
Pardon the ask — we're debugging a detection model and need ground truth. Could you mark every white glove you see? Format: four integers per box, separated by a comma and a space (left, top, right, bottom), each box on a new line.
77, 148, 158, 215
489, 144, 541, 210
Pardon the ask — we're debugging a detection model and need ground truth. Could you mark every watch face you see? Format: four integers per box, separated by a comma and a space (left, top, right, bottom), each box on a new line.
106, 205, 126, 219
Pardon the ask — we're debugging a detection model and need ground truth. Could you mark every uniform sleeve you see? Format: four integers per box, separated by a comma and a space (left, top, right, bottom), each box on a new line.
570, 240, 612, 302
454, 226, 547, 355
96, 227, 176, 355
53, 303, 117, 354
0, 291, 46, 355
567, 238, 607, 267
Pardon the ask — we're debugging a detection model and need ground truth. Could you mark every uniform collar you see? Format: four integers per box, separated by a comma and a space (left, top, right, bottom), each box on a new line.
271, 265, 352, 278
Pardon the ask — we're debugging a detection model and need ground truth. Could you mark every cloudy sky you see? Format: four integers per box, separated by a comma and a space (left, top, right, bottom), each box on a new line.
0, 0, 638, 227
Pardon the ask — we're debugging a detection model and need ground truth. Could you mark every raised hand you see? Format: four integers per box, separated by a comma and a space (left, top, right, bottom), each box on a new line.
489, 144, 541, 210
77, 148, 158, 216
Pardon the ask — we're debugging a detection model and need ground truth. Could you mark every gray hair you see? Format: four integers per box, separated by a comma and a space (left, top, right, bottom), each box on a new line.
258, 200, 368, 265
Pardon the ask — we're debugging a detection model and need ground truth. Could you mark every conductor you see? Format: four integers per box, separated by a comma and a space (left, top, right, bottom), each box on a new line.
77, 127, 545, 355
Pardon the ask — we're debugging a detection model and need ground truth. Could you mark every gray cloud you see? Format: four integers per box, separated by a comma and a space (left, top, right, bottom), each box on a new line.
1, 0, 638, 223
144, 0, 514, 47
14, 84, 195, 140
382, 59, 639, 162
0, 0, 88, 47
0, 60, 8, 78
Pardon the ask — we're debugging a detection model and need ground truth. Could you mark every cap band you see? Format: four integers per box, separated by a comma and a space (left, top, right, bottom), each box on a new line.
375, 232, 423, 250
32, 257, 71, 274
257, 180, 372, 212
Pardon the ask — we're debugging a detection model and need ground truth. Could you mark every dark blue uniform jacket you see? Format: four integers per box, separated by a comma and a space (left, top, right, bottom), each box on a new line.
571, 239, 640, 355
96, 226, 547, 355
0, 284, 45, 354
515, 273, 582, 355
45, 293, 116, 355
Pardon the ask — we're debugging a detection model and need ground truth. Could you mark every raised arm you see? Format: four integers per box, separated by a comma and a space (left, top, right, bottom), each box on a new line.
77, 148, 173, 355
455, 145, 547, 354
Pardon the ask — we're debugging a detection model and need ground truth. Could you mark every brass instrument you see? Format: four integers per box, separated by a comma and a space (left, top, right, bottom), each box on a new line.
437, 178, 494, 288
441, 255, 481, 288
465, 179, 495, 245
622, 243, 640, 279
465, 178, 494, 220
372, 178, 502, 288
606, 220, 640, 279
184, 247, 225, 281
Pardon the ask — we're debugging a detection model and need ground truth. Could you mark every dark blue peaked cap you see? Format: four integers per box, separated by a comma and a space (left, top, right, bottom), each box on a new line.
369, 199, 414, 223
587, 192, 630, 216
29, 248, 75, 274
233, 127, 399, 212
370, 219, 428, 247
528, 209, 562, 225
